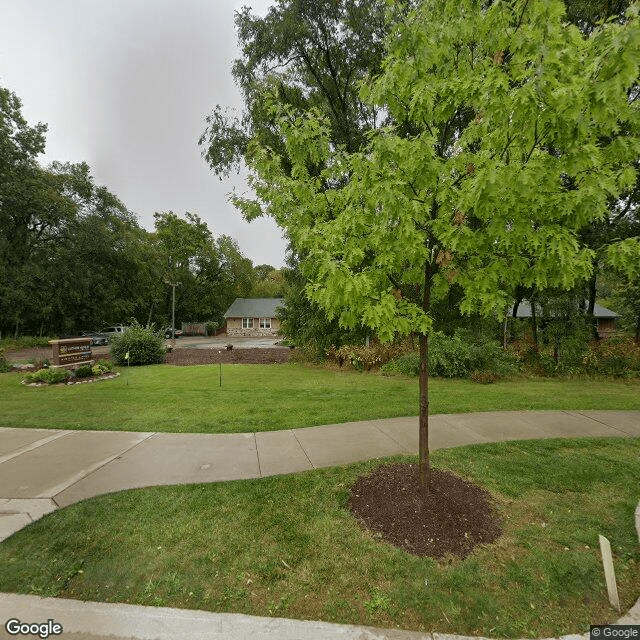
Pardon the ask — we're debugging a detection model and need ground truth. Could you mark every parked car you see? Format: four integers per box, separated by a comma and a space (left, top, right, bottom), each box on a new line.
162, 327, 183, 339
79, 331, 109, 347
100, 326, 129, 336
92, 326, 130, 343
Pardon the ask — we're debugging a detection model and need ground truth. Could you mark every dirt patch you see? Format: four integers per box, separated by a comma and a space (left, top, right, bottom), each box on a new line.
165, 347, 292, 366
348, 463, 503, 559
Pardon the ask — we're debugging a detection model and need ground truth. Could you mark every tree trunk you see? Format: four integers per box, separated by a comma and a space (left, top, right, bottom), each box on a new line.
531, 300, 538, 348
635, 312, 640, 345
147, 302, 155, 329
418, 260, 433, 498
418, 331, 430, 497
587, 272, 599, 340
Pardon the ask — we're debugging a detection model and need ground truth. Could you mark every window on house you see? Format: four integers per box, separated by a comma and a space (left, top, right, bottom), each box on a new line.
260, 318, 271, 329
242, 317, 253, 329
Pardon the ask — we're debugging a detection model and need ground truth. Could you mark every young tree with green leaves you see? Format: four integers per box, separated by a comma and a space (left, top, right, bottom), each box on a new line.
234, 0, 640, 495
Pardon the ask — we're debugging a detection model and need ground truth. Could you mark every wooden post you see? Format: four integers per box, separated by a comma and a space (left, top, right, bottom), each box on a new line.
598, 534, 620, 612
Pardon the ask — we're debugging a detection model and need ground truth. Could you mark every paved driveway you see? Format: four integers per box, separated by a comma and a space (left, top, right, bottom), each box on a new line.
175, 335, 282, 349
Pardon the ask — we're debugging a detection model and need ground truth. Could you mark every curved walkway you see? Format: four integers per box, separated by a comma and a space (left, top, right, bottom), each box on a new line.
0, 410, 639, 639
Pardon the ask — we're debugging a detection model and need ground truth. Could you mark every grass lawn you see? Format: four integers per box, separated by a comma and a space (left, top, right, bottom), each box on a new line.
0, 438, 638, 637
0, 364, 639, 433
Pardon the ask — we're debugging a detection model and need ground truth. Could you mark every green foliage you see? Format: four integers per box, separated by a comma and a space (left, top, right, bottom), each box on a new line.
0, 349, 11, 373
200, 0, 390, 178
91, 362, 111, 376
582, 336, 640, 376
381, 333, 517, 378
430, 331, 518, 378
24, 368, 70, 384
73, 364, 93, 379
326, 342, 404, 371
381, 352, 421, 377
238, 0, 640, 342
205, 322, 219, 336
0, 336, 55, 350
109, 323, 165, 366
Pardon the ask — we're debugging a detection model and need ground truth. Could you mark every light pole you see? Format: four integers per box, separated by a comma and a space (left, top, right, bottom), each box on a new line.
164, 281, 181, 339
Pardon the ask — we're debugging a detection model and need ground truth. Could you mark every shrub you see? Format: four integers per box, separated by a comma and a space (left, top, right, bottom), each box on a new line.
382, 331, 517, 378
470, 371, 499, 384
381, 352, 421, 376
24, 368, 70, 384
582, 336, 640, 377
0, 349, 10, 373
73, 364, 93, 378
0, 336, 56, 350
289, 342, 326, 364
109, 322, 165, 366
429, 330, 517, 377
326, 343, 404, 371
205, 322, 218, 336
91, 359, 114, 376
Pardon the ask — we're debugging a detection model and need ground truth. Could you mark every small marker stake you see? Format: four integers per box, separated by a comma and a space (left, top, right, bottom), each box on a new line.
598, 534, 620, 611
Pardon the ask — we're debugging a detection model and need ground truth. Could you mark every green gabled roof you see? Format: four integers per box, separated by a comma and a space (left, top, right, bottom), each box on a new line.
223, 298, 284, 319
511, 301, 619, 319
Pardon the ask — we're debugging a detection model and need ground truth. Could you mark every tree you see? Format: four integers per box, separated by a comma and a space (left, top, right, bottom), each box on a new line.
235, 0, 640, 495
200, 0, 391, 178
200, 0, 400, 347
152, 213, 256, 328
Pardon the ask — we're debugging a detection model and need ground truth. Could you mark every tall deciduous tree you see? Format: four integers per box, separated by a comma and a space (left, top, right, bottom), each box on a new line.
235, 0, 640, 494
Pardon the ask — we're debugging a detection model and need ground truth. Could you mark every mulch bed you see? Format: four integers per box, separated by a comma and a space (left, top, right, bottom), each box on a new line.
348, 463, 503, 559
165, 347, 292, 366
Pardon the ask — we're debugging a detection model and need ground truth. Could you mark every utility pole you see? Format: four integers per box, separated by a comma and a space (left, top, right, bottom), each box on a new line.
164, 281, 181, 339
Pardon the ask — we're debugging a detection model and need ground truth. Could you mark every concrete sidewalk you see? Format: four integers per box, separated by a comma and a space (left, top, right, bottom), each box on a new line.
0, 411, 639, 640
1, 410, 639, 541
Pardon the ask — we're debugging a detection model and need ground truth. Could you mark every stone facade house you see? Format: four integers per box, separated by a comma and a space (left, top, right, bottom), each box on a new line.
224, 298, 283, 337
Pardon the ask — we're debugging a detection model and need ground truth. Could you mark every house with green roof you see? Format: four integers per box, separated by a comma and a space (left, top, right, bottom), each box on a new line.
510, 300, 619, 338
223, 298, 284, 337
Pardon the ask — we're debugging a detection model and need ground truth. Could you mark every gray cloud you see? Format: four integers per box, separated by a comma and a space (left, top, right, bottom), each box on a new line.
0, 0, 286, 267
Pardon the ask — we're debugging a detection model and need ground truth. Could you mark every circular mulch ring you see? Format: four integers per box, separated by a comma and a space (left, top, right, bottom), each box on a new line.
165, 347, 291, 366
348, 463, 503, 559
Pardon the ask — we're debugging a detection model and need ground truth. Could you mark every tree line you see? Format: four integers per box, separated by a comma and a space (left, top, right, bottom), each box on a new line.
0, 87, 284, 339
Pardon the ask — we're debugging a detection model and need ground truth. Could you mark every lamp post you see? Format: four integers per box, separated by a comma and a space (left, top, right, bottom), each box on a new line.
164, 281, 181, 339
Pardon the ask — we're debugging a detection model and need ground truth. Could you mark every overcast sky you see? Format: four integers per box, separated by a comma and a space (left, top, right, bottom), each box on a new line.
0, 0, 288, 267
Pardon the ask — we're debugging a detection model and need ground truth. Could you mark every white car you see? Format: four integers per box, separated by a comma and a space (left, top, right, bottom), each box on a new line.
98, 326, 129, 342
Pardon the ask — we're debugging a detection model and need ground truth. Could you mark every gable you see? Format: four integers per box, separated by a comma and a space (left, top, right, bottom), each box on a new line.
223, 298, 284, 319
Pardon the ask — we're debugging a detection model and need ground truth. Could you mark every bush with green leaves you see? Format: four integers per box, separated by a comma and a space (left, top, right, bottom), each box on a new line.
582, 336, 640, 377
0, 349, 10, 373
72, 364, 93, 378
91, 359, 114, 376
382, 331, 517, 378
0, 336, 56, 351
326, 343, 404, 371
24, 368, 70, 384
109, 323, 165, 366
429, 330, 518, 378
381, 352, 421, 376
